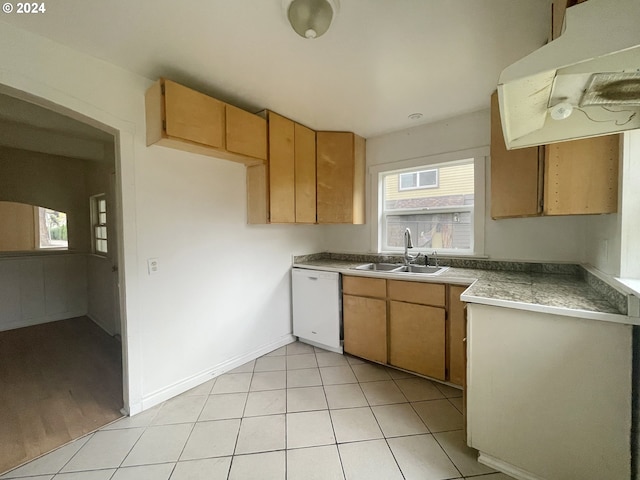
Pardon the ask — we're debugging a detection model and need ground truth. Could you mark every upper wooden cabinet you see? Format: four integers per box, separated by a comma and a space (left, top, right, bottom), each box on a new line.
145, 78, 266, 166
316, 132, 366, 224
490, 92, 619, 218
490, 92, 543, 219
162, 79, 225, 148
269, 112, 296, 223
248, 116, 365, 225
268, 112, 317, 224
226, 104, 267, 161
294, 123, 317, 224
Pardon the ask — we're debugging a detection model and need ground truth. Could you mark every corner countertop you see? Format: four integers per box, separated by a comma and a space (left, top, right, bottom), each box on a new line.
293, 257, 637, 326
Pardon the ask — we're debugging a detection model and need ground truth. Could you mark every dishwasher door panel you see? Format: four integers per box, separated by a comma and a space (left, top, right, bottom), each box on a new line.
292, 269, 342, 352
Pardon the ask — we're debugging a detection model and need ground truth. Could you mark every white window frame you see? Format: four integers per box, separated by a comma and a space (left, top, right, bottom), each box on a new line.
91, 193, 108, 256
34, 206, 69, 250
398, 168, 439, 191
368, 147, 487, 256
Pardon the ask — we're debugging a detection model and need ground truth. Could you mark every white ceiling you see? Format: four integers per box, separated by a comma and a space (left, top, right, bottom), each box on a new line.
1, 0, 552, 138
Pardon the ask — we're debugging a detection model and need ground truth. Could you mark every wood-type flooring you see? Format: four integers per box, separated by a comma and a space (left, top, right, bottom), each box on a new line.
0, 316, 123, 474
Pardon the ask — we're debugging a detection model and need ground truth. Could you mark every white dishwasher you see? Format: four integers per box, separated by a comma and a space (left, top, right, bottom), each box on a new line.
292, 268, 342, 353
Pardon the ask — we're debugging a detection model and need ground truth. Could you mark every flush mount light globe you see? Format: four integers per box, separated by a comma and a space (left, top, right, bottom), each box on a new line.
550, 102, 574, 121
284, 0, 340, 39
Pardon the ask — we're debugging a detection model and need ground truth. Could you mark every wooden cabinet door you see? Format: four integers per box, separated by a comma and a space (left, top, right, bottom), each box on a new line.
544, 135, 619, 215
389, 301, 445, 380
294, 123, 317, 223
247, 164, 269, 224
226, 104, 267, 161
316, 132, 365, 224
343, 295, 387, 363
163, 79, 225, 148
490, 92, 543, 219
447, 285, 466, 386
269, 112, 296, 223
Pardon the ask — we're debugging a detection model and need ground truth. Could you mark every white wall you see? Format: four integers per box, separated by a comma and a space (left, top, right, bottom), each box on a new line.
582, 131, 640, 278
325, 109, 589, 262
0, 254, 87, 331
0, 23, 324, 413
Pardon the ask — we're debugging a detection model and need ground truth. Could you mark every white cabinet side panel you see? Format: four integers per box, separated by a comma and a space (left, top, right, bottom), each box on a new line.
466, 303, 632, 480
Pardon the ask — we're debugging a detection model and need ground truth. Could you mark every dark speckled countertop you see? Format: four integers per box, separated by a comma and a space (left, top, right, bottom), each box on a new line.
293, 253, 636, 325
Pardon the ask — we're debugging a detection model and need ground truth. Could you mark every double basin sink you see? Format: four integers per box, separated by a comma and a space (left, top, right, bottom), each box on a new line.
352, 263, 448, 276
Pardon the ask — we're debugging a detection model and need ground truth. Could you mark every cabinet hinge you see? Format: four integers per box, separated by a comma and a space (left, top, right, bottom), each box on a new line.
160, 83, 165, 95
162, 120, 167, 131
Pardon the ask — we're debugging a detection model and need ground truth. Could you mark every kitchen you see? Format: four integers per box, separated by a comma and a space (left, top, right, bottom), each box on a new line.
0, 0, 639, 479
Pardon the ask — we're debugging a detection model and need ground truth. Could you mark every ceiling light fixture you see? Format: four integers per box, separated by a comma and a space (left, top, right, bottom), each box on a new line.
549, 102, 574, 121
408, 113, 423, 120
284, 0, 340, 39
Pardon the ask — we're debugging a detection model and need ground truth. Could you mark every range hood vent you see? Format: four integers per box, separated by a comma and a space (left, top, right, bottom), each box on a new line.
498, 0, 640, 149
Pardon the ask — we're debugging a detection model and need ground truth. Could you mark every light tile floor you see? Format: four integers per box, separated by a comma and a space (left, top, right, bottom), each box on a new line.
1, 342, 515, 480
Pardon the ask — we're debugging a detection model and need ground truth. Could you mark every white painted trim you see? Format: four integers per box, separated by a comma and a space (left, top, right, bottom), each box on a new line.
136, 334, 296, 414
478, 452, 546, 480
86, 313, 115, 337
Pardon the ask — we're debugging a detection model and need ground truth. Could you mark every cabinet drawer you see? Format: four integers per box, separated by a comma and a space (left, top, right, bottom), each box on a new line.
387, 280, 445, 306
342, 276, 386, 298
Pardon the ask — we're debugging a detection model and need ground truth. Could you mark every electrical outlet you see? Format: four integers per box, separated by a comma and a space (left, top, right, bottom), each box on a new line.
147, 258, 159, 275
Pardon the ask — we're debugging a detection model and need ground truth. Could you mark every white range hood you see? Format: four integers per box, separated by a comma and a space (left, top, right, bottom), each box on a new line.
498, 0, 640, 150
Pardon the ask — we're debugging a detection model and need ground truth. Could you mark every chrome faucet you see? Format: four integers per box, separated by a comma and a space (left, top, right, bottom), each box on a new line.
403, 228, 418, 265
432, 250, 439, 267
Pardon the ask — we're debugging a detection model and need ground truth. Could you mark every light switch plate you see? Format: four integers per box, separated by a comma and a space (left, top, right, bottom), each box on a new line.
147, 258, 159, 275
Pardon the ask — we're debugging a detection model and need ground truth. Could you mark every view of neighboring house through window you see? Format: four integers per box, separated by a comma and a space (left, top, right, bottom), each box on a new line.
91, 194, 108, 254
381, 159, 474, 254
38, 207, 68, 249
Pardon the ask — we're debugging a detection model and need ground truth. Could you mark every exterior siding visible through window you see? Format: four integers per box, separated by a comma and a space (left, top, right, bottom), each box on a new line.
381, 160, 474, 253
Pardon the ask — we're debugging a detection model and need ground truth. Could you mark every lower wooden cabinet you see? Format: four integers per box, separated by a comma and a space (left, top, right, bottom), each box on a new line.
389, 300, 446, 380
341, 275, 465, 386
343, 294, 387, 364
447, 285, 467, 386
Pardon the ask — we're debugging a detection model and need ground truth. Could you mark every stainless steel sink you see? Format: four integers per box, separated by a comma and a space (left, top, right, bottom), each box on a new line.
394, 265, 449, 275
352, 263, 448, 275
353, 263, 404, 272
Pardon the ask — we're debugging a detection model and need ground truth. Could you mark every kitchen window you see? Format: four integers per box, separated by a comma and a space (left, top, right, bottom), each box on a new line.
379, 158, 478, 255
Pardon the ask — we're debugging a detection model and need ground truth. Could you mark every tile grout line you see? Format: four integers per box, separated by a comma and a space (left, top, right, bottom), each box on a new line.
315, 346, 348, 480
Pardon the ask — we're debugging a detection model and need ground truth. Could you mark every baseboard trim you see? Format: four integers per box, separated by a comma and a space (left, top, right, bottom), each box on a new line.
139, 334, 296, 412
86, 313, 115, 336
478, 452, 546, 480
0, 310, 88, 332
